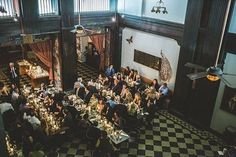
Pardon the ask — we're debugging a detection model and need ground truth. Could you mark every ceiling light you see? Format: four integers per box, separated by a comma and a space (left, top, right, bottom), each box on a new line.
151, 0, 168, 14
206, 67, 222, 81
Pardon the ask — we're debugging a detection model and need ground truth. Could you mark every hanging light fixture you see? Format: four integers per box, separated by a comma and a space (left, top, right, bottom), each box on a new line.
151, 0, 168, 14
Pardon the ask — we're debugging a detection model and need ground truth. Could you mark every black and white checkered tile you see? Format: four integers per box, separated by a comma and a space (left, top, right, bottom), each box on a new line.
57, 112, 222, 157
77, 62, 98, 83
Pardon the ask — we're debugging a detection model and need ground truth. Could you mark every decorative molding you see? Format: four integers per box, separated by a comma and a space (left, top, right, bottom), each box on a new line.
118, 14, 184, 44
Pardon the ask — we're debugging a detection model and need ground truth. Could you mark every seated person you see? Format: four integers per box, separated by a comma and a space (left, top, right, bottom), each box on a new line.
97, 74, 104, 83
75, 83, 86, 100
105, 64, 115, 77
50, 101, 64, 117
0, 81, 9, 96
123, 66, 131, 76
86, 125, 101, 148
87, 80, 98, 94
107, 96, 117, 109
120, 84, 127, 98
0, 102, 14, 114
114, 103, 128, 119
158, 83, 169, 98
23, 111, 41, 130
94, 131, 114, 157
101, 76, 111, 87
128, 69, 134, 80
89, 93, 99, 109
11, 87, 20, 104
112, 79, 122, 95
39, 82, 46, 92
97, 98, 105, 113
133, 92, 142, 108
132, 70, 138, 81
151, 79, 160, 92
123, 88, 133, 104
77, 113, 90, 132
63, 109, 73, 128
127, 102, 138, 116
134, 74, 143, 90
84, 87, 93, 104
74, 77, 85, 88
116, 73, 122, 81
112, 111, 126, 130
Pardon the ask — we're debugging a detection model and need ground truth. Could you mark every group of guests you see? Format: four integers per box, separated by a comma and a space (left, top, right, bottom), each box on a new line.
0, 80, 66, 157
0, 62, 171, 157
72, 65, 171, 148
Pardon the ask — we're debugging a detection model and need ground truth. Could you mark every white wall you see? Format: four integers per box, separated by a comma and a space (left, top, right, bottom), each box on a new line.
143, 0, 188, 24
229, 2, 236, 33
211, 53, 236, 133
121, 28, 180, 90
117, 0, 188, 24
117, 0, 143, 16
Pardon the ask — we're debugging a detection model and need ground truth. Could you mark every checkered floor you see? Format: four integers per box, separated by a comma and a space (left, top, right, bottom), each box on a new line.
58, 111, 223, 157
77, 62, 99, 83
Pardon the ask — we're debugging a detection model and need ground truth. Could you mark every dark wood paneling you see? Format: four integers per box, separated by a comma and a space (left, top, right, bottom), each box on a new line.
225, 33, 236, 54
38, 16, 61, 32
173, 0, 231, 127
20, 0, 39, 34
74, 12, 115, 27
0, 20, 21, 38
59, 0, 77, 90
119, 14, 184, 43
173, 0, 204, 115
60, 30, 77, 90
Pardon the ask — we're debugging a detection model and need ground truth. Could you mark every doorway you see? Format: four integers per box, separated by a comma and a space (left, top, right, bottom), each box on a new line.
75, 27, 112, 73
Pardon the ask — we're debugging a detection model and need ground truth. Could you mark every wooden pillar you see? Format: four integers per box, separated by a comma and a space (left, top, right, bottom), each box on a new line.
173, 0, 204, 115
59, 0, 77, 90
19, 0, 38, 33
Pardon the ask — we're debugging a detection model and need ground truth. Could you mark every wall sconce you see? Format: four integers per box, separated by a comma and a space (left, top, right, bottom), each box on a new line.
151, 0, 168, 14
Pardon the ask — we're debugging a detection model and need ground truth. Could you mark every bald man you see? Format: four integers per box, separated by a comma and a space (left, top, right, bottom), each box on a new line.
8, 62, 20, 87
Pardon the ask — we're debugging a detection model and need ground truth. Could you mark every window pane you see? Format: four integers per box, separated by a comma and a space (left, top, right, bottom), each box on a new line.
74, 0, 110, 13
38, 0, 58, 16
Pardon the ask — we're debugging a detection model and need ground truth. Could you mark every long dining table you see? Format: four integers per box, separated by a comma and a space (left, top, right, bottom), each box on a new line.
68, 94, 130, 145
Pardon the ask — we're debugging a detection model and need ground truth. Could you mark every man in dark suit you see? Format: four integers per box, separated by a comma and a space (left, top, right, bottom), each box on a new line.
8, 62, 20, 88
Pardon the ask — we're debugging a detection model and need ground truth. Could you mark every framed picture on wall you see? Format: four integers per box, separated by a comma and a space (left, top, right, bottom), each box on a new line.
220, 86, 236, 115
134, 49, 161, 70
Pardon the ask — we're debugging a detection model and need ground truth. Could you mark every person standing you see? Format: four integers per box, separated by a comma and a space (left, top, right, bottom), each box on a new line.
8, 62, 20, 88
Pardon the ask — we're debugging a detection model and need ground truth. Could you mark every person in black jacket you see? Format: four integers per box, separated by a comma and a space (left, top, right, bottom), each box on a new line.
75, 83, 86, 100
8, 62, 20, 88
